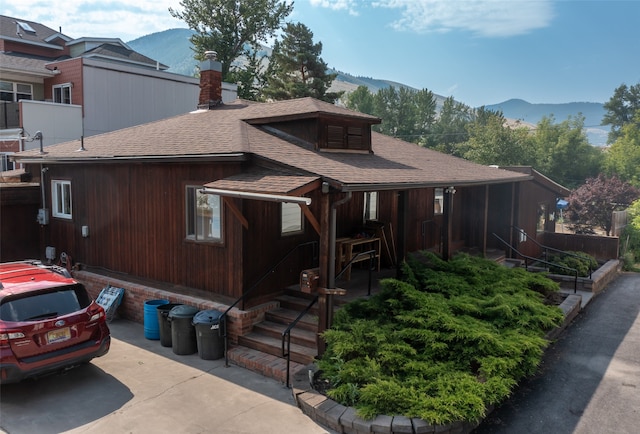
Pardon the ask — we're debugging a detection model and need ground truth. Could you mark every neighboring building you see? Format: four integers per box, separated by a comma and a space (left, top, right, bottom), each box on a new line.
0, 15, 236, 169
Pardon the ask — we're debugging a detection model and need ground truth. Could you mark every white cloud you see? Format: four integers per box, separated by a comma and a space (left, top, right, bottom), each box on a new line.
4, 0, 186, 41
313, 0, 554, 37
309, 0, 360, 16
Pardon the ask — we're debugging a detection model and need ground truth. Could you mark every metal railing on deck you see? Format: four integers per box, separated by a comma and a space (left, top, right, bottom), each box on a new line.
511, 225, 593, 278
221, 240, 318, 367
492, 233, 579, 293
281, 249, 377, 387
336, 249, 377, 296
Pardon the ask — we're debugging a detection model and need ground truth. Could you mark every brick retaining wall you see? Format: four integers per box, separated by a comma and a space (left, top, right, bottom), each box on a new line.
291, 283, 588, 434
74, 270, 276, 345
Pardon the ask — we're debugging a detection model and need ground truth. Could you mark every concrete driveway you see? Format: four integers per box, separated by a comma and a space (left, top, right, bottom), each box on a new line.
0, 320, 333, 434
474, 272, 640, 434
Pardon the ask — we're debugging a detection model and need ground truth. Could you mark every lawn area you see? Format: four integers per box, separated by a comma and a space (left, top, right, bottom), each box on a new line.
317, 252, 565, 425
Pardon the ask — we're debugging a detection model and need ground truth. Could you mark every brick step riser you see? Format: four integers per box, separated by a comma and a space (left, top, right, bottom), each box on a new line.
253, 322, 317, 348
265, 310, 318, 332
238, 335, 315, 365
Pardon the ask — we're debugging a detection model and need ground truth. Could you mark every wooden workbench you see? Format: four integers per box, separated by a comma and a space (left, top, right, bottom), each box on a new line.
336, 237, 381, 281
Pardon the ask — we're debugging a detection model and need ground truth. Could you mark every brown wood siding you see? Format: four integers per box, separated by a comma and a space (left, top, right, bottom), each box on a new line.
36, 161, 245, 299
0, 185, 40, 261
515, 180, 560, 258
486, 183, 515, 252
241, 188, 321, 306
267, 119, 318, 146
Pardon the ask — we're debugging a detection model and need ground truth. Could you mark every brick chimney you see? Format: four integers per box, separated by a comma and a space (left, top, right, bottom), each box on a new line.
198, 51, 222, 109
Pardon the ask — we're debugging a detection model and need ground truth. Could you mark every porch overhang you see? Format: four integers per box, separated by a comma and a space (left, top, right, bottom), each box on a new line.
202, 168, 322, 233
199, 188, 311, 205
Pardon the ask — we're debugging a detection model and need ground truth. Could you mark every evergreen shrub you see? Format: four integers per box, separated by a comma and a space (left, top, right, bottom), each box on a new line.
546, 251, 598, 277
318, 252, 564, 424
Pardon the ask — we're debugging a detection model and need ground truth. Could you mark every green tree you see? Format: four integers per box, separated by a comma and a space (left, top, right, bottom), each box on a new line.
226, 47, 268, 100
602, 82, 640, 143
169, 0, 293, 97
413, 88, 438, 145
427, 97, 473, 155
463, 111, 536, 166
604, 112, 640, 187
344, 85, 375, 115
262, 22, 342, 102
372, 86, 418, 138
532, 115, 602, 188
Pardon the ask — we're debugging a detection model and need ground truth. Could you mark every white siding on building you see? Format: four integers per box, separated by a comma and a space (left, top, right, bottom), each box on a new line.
82, 60, 202, 137
21, 100, 83, 149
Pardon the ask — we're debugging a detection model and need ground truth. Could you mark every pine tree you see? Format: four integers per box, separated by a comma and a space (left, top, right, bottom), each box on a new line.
263, 22, 342, 102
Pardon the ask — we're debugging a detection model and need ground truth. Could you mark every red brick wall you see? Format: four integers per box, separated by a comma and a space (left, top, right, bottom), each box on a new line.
74, 269, 276, 344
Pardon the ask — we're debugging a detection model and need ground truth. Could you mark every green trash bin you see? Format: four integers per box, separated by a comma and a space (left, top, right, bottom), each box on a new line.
168, 305, 199, 355
192, 310, 225, 360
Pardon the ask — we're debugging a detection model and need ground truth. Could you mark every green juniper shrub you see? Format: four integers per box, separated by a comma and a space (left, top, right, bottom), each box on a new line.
318, 252, 564, 424
546, 251, 598, 277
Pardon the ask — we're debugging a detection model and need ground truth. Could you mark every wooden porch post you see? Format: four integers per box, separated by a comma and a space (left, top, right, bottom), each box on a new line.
396, 190, 408, 278
442, 186, 456, 260
482, 185, 489, 255
317, 192, 331, 356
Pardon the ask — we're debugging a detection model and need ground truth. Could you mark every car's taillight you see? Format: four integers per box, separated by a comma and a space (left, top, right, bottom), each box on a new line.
87, 304, 105, 322
0, 330, 26, 347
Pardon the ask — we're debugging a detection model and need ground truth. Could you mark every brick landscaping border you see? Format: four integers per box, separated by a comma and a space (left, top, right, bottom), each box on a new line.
291, 263, 623, 434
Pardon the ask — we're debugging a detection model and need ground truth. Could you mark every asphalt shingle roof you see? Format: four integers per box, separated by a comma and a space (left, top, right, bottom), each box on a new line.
14, 97, 530, 190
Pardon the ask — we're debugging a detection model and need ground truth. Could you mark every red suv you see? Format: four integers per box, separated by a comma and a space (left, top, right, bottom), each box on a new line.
0, 261, 110, 384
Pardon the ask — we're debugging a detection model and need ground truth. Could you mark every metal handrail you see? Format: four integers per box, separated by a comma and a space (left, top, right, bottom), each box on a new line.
221, 240, 318, 367
281, 295, 318, 388
492, 233, 579, 293
336, 249, 377, 296
511, 225, 593, 278
280, 250, 377, 386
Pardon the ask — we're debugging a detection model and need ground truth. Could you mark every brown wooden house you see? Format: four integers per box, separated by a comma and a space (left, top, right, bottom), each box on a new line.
12, 56, 565, 362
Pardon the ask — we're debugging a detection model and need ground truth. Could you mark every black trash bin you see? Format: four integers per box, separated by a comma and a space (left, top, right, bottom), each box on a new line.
156, 303, 182, 347
192, 310, 225, 360
168, 305, 199, 355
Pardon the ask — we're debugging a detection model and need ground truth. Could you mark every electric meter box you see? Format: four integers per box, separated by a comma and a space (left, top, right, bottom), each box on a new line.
37, 208, 50, 225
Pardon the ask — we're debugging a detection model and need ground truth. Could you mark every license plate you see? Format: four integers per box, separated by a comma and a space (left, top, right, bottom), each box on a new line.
47, 327, 71, 344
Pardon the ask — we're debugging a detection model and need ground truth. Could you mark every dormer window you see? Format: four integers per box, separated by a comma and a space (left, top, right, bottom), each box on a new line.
322, 119, 371, 152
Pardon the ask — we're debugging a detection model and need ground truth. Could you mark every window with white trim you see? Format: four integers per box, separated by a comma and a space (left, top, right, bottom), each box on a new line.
363, 191, 378, 222
434, 188, 444, 215
281, 202, 303, 235
52, 180, 72, 219
0, 81, 32, 102
53, 83, 72, 104
186, 186, 222, 242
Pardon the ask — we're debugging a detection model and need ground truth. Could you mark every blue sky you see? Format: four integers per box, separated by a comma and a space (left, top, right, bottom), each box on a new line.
7, 0, 640, 107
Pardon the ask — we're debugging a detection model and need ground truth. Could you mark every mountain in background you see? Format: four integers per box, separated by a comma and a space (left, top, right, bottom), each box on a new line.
128, 29, 608, 146
485, 99, 608, 146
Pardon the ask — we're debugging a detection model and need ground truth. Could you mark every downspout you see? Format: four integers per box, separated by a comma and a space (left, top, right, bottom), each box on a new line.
40, 165, 48, 210
329, 191, 352, 288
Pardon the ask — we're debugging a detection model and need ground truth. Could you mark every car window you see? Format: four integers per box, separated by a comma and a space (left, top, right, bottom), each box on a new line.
0, 284, 91, 322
